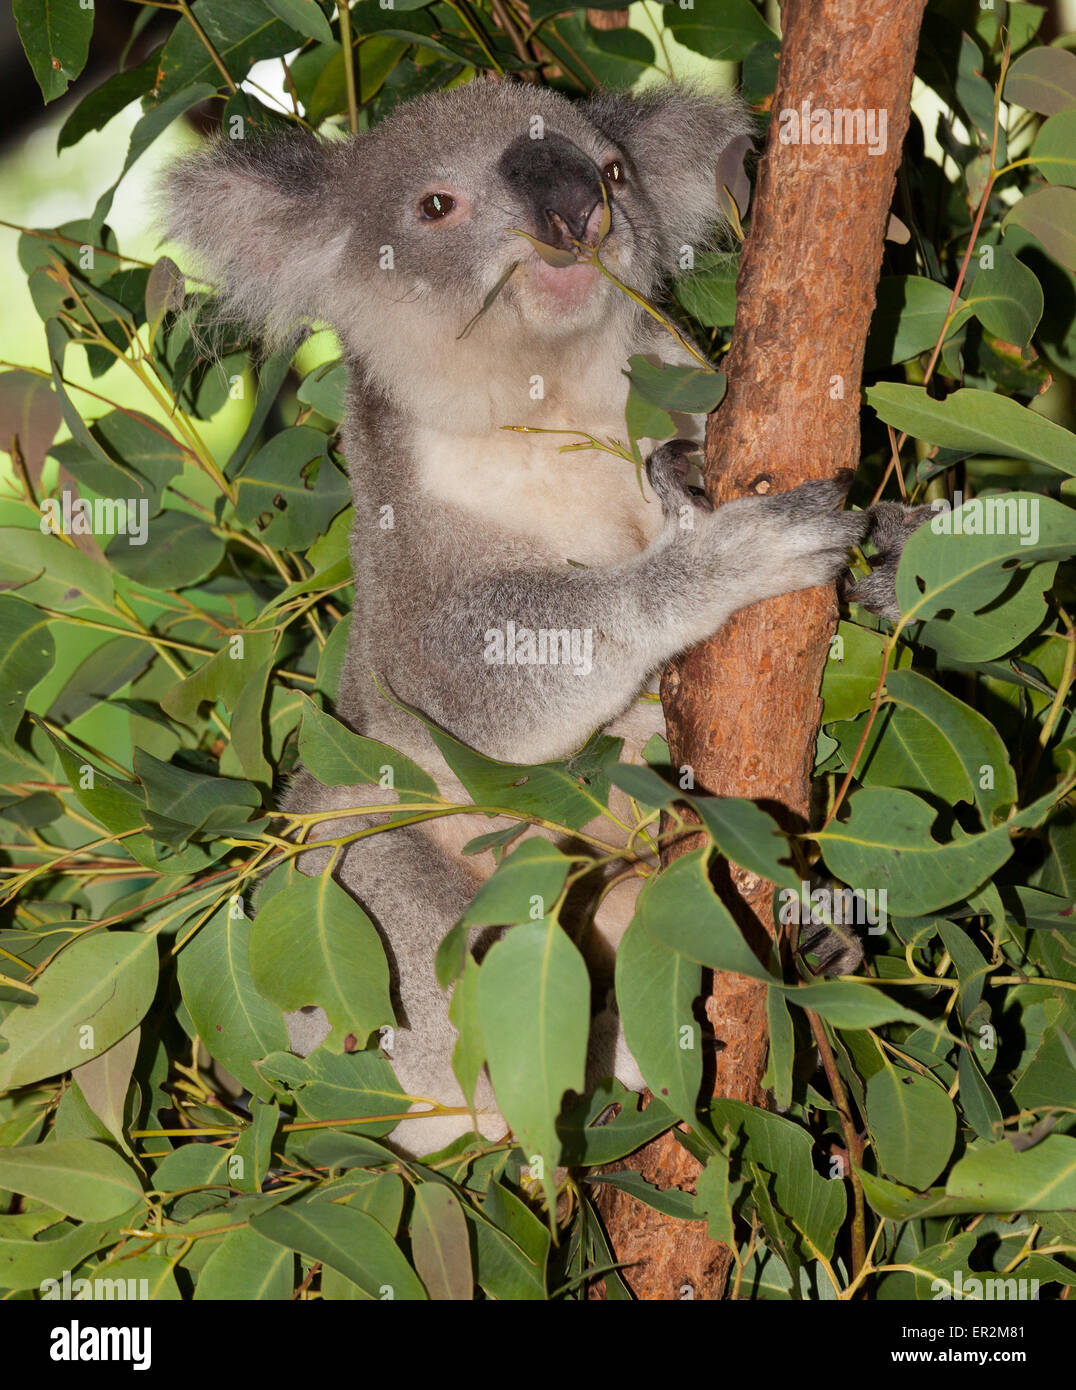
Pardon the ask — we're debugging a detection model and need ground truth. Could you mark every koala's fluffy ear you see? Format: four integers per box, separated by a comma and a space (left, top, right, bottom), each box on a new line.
160, 134, 346, 343
584, 84, 754, 249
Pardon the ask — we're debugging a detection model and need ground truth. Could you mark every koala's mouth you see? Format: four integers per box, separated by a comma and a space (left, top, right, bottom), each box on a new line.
523, 254, 602, 310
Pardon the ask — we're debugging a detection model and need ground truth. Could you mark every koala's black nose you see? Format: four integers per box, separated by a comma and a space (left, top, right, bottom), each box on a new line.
499, 132, 606, 249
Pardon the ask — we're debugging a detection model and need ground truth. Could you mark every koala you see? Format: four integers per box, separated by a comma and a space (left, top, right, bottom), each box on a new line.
164, 79, 917, 1155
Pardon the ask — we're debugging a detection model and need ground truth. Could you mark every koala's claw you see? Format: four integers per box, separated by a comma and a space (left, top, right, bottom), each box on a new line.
847, 501, 935, 622
646, 439, 712, 516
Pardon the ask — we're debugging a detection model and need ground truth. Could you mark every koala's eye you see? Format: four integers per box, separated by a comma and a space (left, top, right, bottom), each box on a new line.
602, 159, 625, 185
420, 192, 456, 220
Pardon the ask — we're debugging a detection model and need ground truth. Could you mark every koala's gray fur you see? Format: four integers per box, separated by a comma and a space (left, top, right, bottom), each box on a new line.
164, 79, 920, 1155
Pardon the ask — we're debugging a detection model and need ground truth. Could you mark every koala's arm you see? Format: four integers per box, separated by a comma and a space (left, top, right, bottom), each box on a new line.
405, 453, 868, 762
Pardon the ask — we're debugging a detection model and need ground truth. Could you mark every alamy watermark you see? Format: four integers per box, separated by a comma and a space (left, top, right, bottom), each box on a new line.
484, 620, 593, 676
40, 491, 149, 546
778, 880, 888, 934
932, 1269, 1039, 1300
930, 491, 1039, 546
41, 1270, 148, 1300
777, 98, 888, 156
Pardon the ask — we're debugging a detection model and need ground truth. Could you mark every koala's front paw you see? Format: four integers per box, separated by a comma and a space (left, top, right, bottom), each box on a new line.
846, 500, 936, 622
646, 439, 713, 518
758, 473, 870, 591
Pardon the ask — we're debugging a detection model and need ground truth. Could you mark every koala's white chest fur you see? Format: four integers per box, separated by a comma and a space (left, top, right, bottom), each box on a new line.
413, 425, 665, 565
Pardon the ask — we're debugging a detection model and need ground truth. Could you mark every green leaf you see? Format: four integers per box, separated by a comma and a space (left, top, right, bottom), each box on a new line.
958, 247, 1043, 346
178, 905, 289, 1100
13, 0, 93, 103
296, 359, 347, 422
251, 1197, 427, 1299
230, 1098, 279, 1193
71, 1027, 140, 1157
257, 1050, 409, 1138
0, 1138, 142, 1221
425, 722, 622, 833
156, 0, 297, 97
865, 276, 962, 368
57, 48, 161, 151
556, 1082, 676, 1167
135, 748, 262, 839
466, 842, 573, 928
867, 385, 1076, 475
1005, 45, 1076, 115
0, 370, 62, 484
664, 0, 775, 61
440, 840, 575, 989
50, 409, 186, 515
585, 1170, 697, 1220
145, 257, 186, 345
250, 875, 393, 1053
821, 622, 908, 723
0, 525, 112, 610
235, 427, 349, 549
0, 932, 158, 1090
864, 1068, 957, 1189
766, 987, 794, 1112
673, 254, 739, 329
634, 848, 777, 982
297, 695, 438, 801
958, 1048, 1004, 1142
883, 669, 1017, 823
817, 787, 1017, 916
108, 509, 225, 591
162, 630, 276, 728
917, 562, 1057, 664
615, 916, 702, 1124
710, 1099, 846, 1261
264, 0, 334, 44
623, 355, 726, 413
694, 797, 801, 890
0, 1203, 146, 1292
477, 918, 589, 1206
945, 1137, 1076, 1211
608, 765, 799, 888
1004, 186, 1076, 273
894, 494, 1074, 629
194, 1225, 294, 1299
468, 1178, 549, 1300
834, 704, 972, 808
624, 383, 674, 444
778, 980, 925, 1030
1013, 1024, 1076, 1110
0, 596, 54, 747
448, 955, 485, 1108
1031, 108, 1076, 188
410, 1183, 473, 1301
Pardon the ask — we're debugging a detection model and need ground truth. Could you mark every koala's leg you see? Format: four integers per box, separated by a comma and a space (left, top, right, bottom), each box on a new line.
408, 445, 870, 763
279, 772, 504, 1157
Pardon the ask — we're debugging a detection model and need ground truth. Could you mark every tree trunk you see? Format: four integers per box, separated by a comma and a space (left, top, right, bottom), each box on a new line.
593, 0, 927, 1300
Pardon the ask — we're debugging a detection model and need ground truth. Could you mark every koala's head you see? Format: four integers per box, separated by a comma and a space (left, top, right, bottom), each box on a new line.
163, 79, 749, 369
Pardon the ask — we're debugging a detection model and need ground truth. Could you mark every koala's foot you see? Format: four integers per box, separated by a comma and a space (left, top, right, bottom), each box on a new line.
846, 500, 936, 622
646, 439, 712, 516
797, 920, 865, 977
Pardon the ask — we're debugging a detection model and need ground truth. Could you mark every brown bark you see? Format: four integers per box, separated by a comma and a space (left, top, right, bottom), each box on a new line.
593, 0, 926, 1300
586, 9, 629, 30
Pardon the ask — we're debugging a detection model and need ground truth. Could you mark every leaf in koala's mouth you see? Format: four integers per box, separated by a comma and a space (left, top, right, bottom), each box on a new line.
508, 229, 583, 267
456, 260, 521, 340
